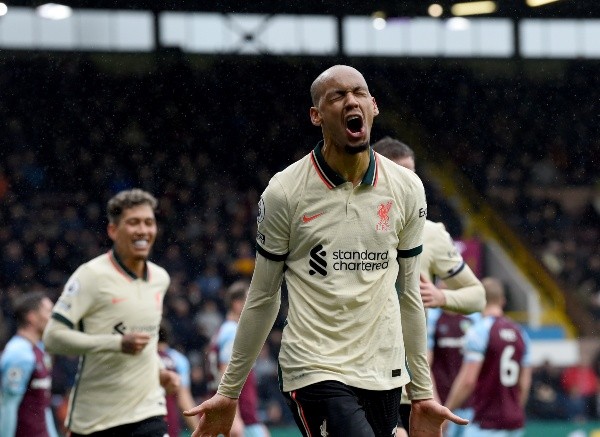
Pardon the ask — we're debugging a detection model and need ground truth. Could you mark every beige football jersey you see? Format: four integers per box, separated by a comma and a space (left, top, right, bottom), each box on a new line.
422, 219, 485, 314
421, 220, 465, 283
255, 143, 428, 393
399, 219, 484, 406
51, 250, 170, 434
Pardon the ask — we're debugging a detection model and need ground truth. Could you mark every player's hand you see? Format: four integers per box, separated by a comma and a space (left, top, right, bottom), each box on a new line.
183, 393, 238, 437
419, 274, 446, 308
159, 369, 180, 394
121, 332, 150, 354
410, 398, 468, 437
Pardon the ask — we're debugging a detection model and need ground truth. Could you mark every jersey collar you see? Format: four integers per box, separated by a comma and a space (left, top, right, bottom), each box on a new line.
310, 140, 378, 189
109, 248, 149, 281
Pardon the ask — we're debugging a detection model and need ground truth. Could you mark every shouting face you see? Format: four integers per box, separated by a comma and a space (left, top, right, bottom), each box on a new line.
310, 65, 379, 154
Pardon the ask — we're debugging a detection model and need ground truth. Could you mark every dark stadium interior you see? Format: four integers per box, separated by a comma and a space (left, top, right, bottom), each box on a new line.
1, 1, 600, 434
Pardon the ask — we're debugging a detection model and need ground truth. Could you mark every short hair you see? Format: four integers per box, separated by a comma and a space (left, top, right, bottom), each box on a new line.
372, 136, 415, 162
481, 277, 505, 305
13, 291, 48, 328
310, 65, 367, 107
310, 75, 328, 107
106, 188, 158, 224
226, 280, 249, 309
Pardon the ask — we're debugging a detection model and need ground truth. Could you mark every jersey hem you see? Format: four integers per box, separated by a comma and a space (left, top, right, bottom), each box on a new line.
281, 372, 410, 393
68, 408, 166, 434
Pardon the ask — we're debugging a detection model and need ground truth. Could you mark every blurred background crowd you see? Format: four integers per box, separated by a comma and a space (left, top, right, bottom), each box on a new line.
0, 53, 599, 429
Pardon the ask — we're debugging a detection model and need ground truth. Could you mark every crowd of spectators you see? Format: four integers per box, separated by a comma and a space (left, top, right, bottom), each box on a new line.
402, 60, 600, 328
0, 53, 598, 425
528, 353, 600, 422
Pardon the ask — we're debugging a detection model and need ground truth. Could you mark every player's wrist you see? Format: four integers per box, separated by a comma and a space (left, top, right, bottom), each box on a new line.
439, 290, 448, 307
216, 390, 239, 400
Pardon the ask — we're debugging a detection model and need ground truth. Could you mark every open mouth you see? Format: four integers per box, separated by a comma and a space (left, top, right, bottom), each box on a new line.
346, 115, 364, 134
133, 240, 149, 249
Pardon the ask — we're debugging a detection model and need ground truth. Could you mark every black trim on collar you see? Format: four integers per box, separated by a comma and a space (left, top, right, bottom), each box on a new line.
311, 141, 377, 188
111, 248, 148, 281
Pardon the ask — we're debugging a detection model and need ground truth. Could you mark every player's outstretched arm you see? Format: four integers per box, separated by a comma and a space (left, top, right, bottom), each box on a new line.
183, 393, 238, 437
409, 398, 469, 437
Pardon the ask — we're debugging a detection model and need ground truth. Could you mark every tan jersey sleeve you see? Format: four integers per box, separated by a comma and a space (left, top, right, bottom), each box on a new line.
255, 175, 291, 259
427, 222, 485, 314
442, 265, 486, 314
44, 265, 122, 355
398, 254, 433, 400
51, 266, 96, 326
43, 317, 122, 355
396, 175, 432, 400
217, 254, 283, 399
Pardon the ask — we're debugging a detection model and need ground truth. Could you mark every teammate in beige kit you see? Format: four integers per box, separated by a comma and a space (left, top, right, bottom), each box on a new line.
43, 189, 179, 436
184, 65, 467, 437
372, 137, 485, 437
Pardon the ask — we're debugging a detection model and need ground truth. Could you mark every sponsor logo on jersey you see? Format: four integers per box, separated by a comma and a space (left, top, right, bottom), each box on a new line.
30, 376, 52, 390
437, 337, 466, 348
500, 328, 518, 342
309, 244, 390, 275
332, 249, 389, 271
309, 244, 327, 276
113, 321, 127, 335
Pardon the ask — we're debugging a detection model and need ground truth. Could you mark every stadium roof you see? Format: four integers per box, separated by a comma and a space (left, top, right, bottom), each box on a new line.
8, 0, 600, 19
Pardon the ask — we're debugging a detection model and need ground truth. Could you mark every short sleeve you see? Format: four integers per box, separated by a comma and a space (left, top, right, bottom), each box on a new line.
1, 343, 35, 396
463, 318, 491, 363
216, 323, 237, 367
171, 349, 191, 388
520, 327, 532, 367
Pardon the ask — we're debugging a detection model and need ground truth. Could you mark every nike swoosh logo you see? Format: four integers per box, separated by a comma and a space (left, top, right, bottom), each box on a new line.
302, 212, 324, 223
111, 297, 128, 304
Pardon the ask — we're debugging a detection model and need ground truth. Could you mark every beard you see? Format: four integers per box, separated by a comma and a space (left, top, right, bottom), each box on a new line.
344, 142, 369, 155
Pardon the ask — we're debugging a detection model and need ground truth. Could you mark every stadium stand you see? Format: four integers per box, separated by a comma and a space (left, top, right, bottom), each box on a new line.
0, 53, 599, 430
